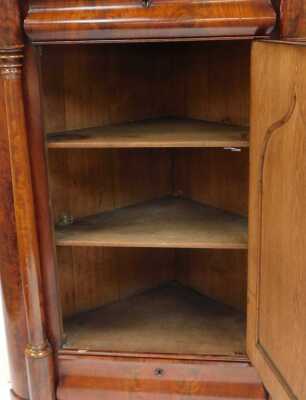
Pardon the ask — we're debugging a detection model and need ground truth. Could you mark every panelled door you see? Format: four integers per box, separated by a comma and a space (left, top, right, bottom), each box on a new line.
248, 41, 306, 400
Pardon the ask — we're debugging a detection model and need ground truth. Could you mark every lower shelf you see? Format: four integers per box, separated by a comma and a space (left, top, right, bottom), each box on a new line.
64, 283, 246, 356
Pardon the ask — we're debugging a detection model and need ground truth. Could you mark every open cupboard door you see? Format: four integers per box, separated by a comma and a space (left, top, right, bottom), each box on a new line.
248, 41, 306, 400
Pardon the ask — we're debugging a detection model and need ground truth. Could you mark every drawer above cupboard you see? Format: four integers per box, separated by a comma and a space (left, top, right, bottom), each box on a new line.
24, 0, 276, 43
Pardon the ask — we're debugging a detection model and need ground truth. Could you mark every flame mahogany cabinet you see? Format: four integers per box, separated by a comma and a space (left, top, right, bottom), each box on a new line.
1, 1, 306, 400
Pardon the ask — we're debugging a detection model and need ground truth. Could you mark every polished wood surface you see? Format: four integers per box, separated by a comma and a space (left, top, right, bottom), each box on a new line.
47, 118, 249, 149
0, 1, 55, 399
280, 0, 306, 39
1, 47, 55, 399
23, 44, 63, 350
1, 1, 306, 400
56, 197, 248, 249
0, 0, 23, 48
24, 0, 276, 43
248, 41, 306, 400
2, 50, 55, 400
64, 283, 246, 355
57, 355, 266, 400
0, 45, 29, 400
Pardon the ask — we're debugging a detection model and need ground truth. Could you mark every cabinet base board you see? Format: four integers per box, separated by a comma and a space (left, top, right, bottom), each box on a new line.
57, 354, 266, 400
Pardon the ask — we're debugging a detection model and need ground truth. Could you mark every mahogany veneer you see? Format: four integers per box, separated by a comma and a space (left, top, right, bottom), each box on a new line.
1, 1, 306, 400
57, 356, 266, 400
25, 0, 276, 43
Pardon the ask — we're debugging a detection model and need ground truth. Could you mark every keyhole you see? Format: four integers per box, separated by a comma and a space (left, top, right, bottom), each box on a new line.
154, 368, 165, 377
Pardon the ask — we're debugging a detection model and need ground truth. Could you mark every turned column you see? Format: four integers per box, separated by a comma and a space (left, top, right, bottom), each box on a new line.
0, 1, 55, 399
0, 48, 29, 399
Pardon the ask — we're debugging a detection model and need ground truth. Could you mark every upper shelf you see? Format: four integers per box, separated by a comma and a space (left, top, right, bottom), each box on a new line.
47, 118, 249, 149
25, 0, 276, 43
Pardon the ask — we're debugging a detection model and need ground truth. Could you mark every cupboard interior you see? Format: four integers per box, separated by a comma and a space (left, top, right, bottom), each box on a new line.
42, 41, 250, 357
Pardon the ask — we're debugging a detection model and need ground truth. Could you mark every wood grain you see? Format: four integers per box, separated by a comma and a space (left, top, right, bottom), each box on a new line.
57, 354, 266, 400
55, 197, 248, 249
0, 1, 56, 397
248, 41, 306, 400
0, 53, 29, 400
58, 247, 175, 318
24, 44, 63, 350
24, 0, 276, 43
4, 1, 306, 399
41, 45, 174, 134
41, 43, 251, 131
63, 283, 245, 356
43, 41, 251, 337
2, 62, 55, 399
47, 117, 249, 149
177, 250, 247, 311
58, 248, 247, 319
48, 148, 172, 222
0, 3, 30, 398
175, 148, 249, 217
182, 42, 251, 127
280, 0, 306, 38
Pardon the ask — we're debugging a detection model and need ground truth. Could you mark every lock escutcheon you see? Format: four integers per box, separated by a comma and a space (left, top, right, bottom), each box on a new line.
142, 0, 153, 8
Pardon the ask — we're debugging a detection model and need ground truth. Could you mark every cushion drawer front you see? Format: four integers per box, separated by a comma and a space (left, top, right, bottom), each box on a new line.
25, 0, 276, 42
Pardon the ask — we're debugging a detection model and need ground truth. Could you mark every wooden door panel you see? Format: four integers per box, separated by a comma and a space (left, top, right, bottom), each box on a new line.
248, 41, 306, 400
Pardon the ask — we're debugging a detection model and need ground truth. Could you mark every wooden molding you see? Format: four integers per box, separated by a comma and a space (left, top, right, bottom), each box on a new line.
248, 41, 306, 400
254, 92, 297, 398
25, 343, 53, 360
0, 47, 24, 79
